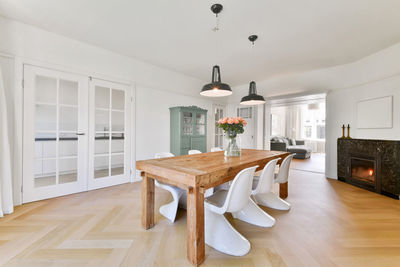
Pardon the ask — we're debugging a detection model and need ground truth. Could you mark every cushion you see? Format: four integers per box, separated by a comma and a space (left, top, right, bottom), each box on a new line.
282, 138, 289, 146
290, 138, 296, 145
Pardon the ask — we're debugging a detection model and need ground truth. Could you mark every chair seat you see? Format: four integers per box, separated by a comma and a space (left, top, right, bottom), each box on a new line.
205, 190, 228, 213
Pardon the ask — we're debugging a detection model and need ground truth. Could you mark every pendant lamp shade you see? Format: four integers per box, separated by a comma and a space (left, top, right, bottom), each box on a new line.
240, 81, 266, 105
200, 65, 232, 97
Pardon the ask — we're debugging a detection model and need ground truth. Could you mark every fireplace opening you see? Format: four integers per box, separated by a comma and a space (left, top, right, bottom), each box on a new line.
350, 157, 375, 186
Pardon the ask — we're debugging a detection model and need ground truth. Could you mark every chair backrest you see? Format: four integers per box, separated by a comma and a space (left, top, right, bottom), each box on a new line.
222, 166, 258, 213
188, 150, 202, 155
211, 147, 223, 152
154, 152, 174, 159
275, 154, 295, 183
252, 158, 280, 195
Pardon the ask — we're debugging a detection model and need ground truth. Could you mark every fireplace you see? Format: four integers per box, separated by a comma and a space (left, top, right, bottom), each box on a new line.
337, 138, 400, 199
348, 154, 380, 193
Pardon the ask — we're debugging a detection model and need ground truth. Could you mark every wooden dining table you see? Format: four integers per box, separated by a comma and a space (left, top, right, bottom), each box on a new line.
136, 149, 291, 265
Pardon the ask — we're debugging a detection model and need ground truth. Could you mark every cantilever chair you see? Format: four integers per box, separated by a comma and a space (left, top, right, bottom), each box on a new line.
252, 155, 295, 210
205, 166, 275, 256
154, 152, 185, 222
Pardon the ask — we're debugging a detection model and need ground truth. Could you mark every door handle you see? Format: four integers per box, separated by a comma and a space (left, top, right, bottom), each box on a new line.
76, 133, 85, 136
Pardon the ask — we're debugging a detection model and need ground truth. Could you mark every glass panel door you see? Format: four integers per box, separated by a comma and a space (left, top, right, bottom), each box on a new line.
182, 111, 193, 135
88, 79, 131, 190
195, 112, 206, 136
23, 65, 88, 203
213, 105, 226, 148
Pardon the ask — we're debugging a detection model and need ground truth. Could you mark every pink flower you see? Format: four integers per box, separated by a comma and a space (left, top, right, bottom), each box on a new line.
227, 118, 234, 124
218, 118, 223, 124
233, 118, 239, 124
222, 117, 228, 124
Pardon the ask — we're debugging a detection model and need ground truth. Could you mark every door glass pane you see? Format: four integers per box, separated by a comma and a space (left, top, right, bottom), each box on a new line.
112, 111, 124, 132
95, 86, 110, 109
59, 158, 77, 184
95, 133, 109, 155
196, 113, 205, 124
95, 109, 110, 132
59, 133, 78, 157
35, 104, 57, 131
94, 156, 109, 178
112, 89, 125, 110
35, 133, 56, 159
111, 154, 124, 176
60, 106, 78, 131
183, 112, 193, 135
111, 134, 124, 153
60, 79, 78, 105
34, 159, 56, 187
36, 76, 57, 103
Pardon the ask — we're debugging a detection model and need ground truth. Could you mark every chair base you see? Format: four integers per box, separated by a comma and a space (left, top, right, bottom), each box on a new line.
253, 192, 291, 211
157, 182, 184, 222
232, 198, 275, 227
205, 209, 250, 256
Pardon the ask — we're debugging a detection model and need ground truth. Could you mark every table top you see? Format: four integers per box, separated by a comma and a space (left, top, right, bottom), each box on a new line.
136, 149, 290, 189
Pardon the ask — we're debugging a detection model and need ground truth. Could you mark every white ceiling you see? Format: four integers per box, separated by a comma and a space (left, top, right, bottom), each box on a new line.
1, 0, 400, 86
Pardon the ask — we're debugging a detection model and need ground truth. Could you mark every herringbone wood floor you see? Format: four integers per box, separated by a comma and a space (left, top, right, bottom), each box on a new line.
1, 170, 400, 267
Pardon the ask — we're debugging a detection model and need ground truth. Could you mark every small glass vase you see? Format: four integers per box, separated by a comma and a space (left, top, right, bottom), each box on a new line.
224, 133, 241, 157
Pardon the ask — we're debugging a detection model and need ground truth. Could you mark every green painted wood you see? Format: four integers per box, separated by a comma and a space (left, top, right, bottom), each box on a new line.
170, 106, 207, 155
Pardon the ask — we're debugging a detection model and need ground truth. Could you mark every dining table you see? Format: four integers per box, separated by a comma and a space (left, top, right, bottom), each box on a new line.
136, 149, 291, 265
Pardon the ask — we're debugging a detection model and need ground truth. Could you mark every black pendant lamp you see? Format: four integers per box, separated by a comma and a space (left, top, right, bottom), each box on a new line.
200, 4, 232, 97
240, 81, 266, 105
240, 35, 266, 105
201, 65, 232, 97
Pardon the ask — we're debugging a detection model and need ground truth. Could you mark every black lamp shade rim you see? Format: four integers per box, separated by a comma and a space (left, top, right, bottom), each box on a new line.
240, 94, 266, 103
201, 82, 232, 92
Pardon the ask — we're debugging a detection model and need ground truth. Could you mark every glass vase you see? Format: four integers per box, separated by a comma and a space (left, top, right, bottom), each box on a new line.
225, 133, 241, 157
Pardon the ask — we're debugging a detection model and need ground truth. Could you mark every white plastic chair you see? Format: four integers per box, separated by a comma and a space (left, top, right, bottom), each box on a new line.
275, 154, 295, 184
205, 166, 275, 256
188, 149, 202, 155
154, 152, 184, 222
211, 147, 223, 152
251, 158, 291, 210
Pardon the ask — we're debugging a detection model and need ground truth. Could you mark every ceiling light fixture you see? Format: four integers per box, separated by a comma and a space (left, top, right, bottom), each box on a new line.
240, 35, 266, 105
200, 4, 232, 97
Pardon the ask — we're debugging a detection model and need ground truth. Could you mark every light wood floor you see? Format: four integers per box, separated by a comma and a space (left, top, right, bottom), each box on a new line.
1, 170, 400, 267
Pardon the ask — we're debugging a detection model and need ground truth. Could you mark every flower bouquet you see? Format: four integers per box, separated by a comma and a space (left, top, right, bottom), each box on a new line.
216, 117, 247, 157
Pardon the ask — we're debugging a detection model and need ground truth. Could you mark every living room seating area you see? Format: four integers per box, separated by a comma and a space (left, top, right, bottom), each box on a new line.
270, 136, 312, 159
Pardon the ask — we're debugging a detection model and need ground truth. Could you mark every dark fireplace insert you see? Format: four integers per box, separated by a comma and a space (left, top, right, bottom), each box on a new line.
347, 153, 381, 194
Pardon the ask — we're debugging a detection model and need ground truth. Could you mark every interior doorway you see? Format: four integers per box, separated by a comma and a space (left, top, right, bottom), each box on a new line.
269, 94, 326, 174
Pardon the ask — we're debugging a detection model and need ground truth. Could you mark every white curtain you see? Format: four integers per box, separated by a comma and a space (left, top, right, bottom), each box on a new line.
0, 67, 13, 217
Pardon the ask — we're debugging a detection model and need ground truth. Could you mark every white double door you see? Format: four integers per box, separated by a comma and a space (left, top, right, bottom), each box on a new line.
23, 65, 132, 203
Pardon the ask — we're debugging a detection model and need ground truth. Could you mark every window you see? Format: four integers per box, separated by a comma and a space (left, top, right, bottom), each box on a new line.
317, 125, 325, 139
214, 105, 225, 148
304, 126, 312, 138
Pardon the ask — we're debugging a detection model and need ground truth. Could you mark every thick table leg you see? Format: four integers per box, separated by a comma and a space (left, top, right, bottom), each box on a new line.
280, 182, 288, 199
187, 187, 205, 266
142, 173, 155, 229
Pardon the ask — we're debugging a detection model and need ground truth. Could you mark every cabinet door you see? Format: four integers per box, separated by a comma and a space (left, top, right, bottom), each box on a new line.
191, 137, 205, 152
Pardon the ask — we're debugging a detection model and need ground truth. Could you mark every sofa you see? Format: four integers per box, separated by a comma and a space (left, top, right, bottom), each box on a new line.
270, 136, 311, 159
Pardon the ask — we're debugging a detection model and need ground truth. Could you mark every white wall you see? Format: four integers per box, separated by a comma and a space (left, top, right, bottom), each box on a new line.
0, 16, 223, 205
135, 86, 215, 161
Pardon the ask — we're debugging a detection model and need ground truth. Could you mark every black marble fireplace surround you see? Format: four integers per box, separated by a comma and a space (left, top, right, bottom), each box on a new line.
338, 138, 400, 199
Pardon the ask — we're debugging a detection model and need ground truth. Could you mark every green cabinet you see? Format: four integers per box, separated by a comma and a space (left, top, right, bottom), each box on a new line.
170, 106, 207, 155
